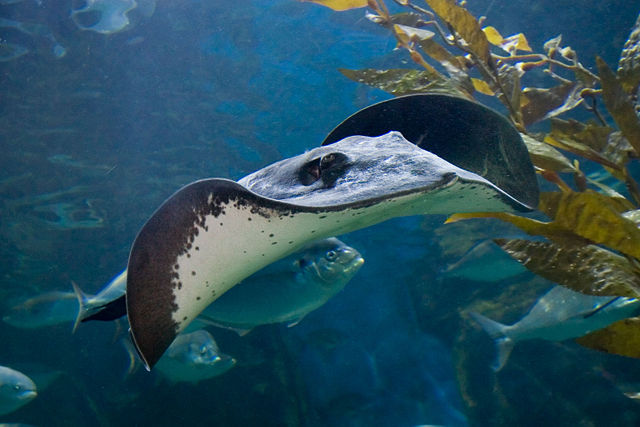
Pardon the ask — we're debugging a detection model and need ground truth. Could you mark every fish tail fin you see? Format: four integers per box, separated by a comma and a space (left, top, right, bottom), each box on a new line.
121, 337, 141, 378
469, 311, 513, 372
71, 280, 90, 333
492, 337, 515, 372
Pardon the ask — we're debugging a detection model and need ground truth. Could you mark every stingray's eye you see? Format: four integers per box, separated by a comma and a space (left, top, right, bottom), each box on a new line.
325, 250, 338, 261
299, 158, 321, 185
319, 152, 350, 187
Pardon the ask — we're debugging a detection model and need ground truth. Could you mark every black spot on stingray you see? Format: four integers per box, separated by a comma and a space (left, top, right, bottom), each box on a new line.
186, 243, 192, 250
272, 242, 278, 245
187, 253, 191, 258
194, 228, 199, 236
243, 250, 247, 254
288, 241, 294, 244
204, 225, 209, 231
219, 222, 223, 226
269, 233, 274, 237
183, 316, 188, 321
191, 271, 196, 276
311, 230, 316, 233
174, 264, 179, 270
262, 253, 265, 257
248, 217, 252, 221
319, 215, 327, 219
196, 296, 201, 301
261, 230, 265, 233
195, 246, 199, 251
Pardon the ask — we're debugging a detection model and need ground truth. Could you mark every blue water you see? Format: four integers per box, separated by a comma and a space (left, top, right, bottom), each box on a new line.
1, 1, 640, 425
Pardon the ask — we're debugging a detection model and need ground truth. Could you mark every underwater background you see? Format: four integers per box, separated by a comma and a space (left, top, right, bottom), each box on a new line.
1, 0, 640, 426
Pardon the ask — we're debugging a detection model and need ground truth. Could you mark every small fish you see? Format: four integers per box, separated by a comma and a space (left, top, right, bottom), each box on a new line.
441, 240, 527, 282
0, 0, 42, 5
0, 366, 37, 416
70, 0, 136, 34
3, 292, 77, 329
72, 270, 126, 331
0, 42, 28, 62
153, 329, 236, 384
471, 285, 640, 371
197, 237, 364, 334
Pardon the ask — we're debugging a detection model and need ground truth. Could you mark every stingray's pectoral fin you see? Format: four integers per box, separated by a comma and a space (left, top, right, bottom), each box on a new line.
126, 178, 341, 369
323, 93, 539, 211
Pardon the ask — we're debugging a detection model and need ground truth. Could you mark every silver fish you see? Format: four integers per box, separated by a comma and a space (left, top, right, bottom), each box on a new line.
78, 238, 363, 335
0, 366, 37, 416
471, 285, 640, 371
0, 42, 28, 62
196, 237, 364, 334
154, 329, 235, 384
2, 292, 76, 329
70, 0, 136, 34
72, 269, 127, 331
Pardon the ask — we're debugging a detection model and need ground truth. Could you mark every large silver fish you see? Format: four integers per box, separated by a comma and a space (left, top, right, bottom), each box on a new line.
77, 238, 362, 333
153, 329, 236, 384
126, 94, 539, 368
471, 285, 640, 371
2, 292, 77, 329
0, 366, 37, 416
197, 237, 364, 333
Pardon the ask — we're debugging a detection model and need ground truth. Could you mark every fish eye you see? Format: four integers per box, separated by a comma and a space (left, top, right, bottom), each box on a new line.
325, 250, 337, 261
200, 345, 208, 355
296, 258, 310, 268
13, 385, 21, 391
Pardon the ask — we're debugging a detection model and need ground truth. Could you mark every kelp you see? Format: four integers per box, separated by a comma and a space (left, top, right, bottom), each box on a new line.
597, 57, 640, 155
519, 134, 575, 173
338, 68, 465, 96
307, 0, 640, 360
576, 318, 640, 359
302, 0, 368, 11
618, 14, 640, 94
494, 239, 640, 299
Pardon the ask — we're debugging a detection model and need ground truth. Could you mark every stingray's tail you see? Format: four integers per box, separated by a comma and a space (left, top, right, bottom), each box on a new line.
469, 311, 514, 372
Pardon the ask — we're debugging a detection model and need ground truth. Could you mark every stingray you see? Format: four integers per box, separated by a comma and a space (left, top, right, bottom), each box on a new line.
126, 94, 539, 369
